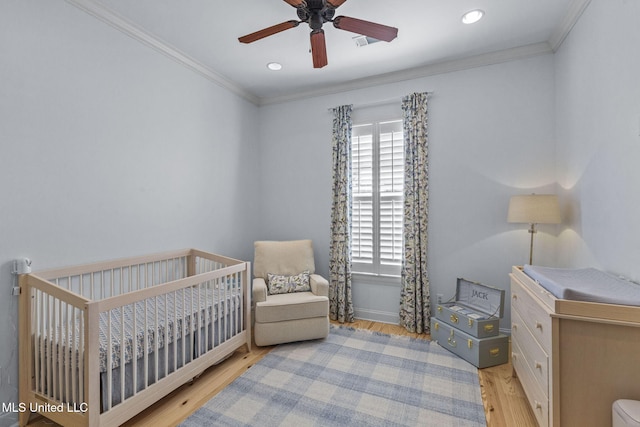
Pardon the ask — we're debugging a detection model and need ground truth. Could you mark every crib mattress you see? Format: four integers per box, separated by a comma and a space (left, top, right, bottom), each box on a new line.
523, 265, 640, 306
98, 288, 240, 372
41, 288, 240, 373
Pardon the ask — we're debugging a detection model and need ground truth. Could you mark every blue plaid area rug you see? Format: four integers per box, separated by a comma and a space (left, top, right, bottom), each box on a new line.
181, 326, 486, 427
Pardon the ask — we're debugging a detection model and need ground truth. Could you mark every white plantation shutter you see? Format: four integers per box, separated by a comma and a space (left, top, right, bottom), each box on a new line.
352, 120, 403, 275
352, 125, 374, 264
379, 121, 404, 270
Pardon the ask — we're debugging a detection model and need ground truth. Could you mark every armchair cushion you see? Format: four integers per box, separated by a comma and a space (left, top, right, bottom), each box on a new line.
267, 270, 311, 295
254, 240, 315, 279
255, 292, 329, 323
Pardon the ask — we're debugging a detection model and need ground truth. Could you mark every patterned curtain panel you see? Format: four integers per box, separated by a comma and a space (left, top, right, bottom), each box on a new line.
399, 92, 431, 333
329, 104, 354, 323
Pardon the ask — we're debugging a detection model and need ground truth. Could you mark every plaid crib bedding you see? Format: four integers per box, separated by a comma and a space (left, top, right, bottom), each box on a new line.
98, 288, 241, 372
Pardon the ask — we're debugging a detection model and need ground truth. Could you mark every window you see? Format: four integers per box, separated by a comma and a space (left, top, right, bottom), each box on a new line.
352, 119, 404, 276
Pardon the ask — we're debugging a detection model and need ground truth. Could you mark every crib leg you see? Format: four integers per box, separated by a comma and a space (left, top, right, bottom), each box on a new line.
18, 409, 32, 427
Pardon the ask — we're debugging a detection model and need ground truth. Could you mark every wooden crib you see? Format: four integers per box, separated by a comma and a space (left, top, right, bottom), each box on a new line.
18, 249, 251, 427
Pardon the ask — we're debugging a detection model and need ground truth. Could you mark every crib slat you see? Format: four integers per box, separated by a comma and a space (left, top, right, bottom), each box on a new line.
173, 290, 177, 373
181, 289, 186, 366
47, 294, 54, 400
144, 299, 149, 388
64, 301, 69, 402
197, 283, 202, 357
154, 295, 159, 383
237, 272, 242, 334
107, 309, 112, 411
188, 286, 193, 361
57, 299, 63, 400
120, 304, 126, 406
233, 273, 237, 336
71, 305, 77, 404
164, 293, 168, 377
78, 307, 84, 404
224, 273, 228, 342
132, 300, 137, 398
217, 276, 222, 348
236, 273, 245, 333
35, 290, 41, 394
204, 281, 209, 354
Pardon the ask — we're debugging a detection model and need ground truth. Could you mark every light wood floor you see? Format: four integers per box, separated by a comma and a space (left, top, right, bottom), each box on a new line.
27, 320, 537, 427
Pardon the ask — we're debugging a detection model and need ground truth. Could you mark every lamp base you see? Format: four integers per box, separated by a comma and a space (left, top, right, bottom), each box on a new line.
528, 224, 537, 265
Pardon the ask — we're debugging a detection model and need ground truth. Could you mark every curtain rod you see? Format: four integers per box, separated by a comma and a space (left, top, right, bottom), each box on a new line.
327, 91, 433, 112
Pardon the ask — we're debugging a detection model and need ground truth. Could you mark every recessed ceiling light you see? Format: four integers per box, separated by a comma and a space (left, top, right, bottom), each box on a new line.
266, 62, 282, 71
462, 9, 484, 25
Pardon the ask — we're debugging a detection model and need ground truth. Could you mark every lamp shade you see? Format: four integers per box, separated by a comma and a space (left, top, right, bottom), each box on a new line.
507, 194, 561, 224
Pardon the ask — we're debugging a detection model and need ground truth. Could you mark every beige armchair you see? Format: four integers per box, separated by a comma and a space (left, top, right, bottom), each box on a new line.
252, 240, 330, 346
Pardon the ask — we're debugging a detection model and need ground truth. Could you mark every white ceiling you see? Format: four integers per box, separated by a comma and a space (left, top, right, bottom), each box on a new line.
71, 0, 588, 104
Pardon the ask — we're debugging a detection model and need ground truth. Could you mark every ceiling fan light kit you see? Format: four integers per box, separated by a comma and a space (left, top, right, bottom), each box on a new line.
239, 0, 399, 68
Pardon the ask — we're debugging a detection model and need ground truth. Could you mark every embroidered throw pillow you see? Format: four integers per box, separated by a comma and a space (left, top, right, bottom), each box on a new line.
267, 270, 311, 295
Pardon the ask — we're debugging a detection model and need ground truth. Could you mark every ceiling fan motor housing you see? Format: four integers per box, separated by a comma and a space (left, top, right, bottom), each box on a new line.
297, 0, 336, 30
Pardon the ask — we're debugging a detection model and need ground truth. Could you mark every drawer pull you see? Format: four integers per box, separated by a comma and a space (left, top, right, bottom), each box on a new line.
535, 361, 542, 370
489, 348, 500, 357
512, 323, 518, 331
535, 322, 543, 330
450, 314, 459, 324
483, 324, 494, 332
468, 318, 474, 327
447, 337, 457, 348
535, 401, 542, 410
512, 294, 518, 300
434, 322, 439, 331
437, 305, 442, 313
468, 339, 473, 349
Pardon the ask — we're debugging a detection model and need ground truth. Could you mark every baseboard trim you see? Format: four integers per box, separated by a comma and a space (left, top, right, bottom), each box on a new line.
354, 308, 399, 325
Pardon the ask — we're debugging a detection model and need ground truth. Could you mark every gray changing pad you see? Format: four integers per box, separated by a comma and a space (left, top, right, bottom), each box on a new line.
523, 265, 640, 306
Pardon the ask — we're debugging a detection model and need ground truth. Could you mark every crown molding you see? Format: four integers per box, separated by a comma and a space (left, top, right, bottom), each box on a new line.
65, 0, 589, 108
549, 0, 592, 51
258, 42, 553, 106
65, 0, 261, 105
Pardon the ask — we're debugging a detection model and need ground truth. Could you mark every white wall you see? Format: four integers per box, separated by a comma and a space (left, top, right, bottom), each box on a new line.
11, 1, 633, 423
257, 54, 557, 326
0, 2, 259, 425
555, 0, 640, 281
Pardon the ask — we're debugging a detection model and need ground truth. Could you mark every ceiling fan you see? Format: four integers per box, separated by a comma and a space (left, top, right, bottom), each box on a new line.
238, 0, 398, 69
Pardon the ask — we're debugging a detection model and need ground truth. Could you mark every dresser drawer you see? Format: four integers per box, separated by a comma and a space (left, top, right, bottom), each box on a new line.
512, 339, 549, 427
511, 276, 552, 353
512, 307, 549, 395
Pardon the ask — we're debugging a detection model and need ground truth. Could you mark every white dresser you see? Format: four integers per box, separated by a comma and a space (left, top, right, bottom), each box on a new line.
510, 266, 640, 427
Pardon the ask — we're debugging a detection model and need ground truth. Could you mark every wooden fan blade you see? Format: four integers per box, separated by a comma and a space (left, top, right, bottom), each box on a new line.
283, 0, 305, 6
310, 29, 328, 68
327, 0, 347, 8
333, 16, 398, 42
238, 20, 299, 44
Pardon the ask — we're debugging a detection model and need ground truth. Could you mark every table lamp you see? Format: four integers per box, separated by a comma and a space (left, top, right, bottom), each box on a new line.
507, 194, 561, 265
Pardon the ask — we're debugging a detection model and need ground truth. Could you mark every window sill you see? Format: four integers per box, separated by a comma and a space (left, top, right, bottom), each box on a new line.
352, 272, 401, 286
